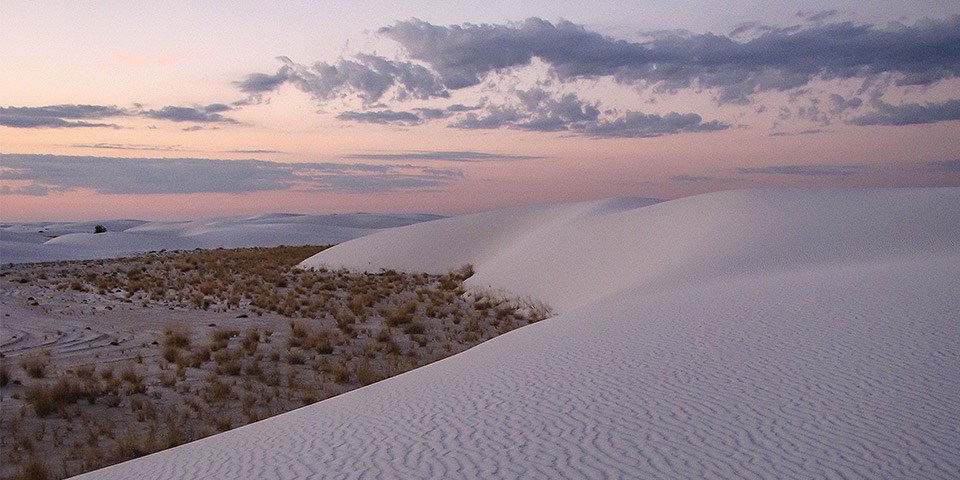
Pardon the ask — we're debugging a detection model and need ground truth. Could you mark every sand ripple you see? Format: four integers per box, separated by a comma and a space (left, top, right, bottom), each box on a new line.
77, 254, 960, 479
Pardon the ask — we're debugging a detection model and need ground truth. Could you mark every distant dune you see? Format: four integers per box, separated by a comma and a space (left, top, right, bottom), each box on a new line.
76, 188, 960, 479
0, 213, 442, 264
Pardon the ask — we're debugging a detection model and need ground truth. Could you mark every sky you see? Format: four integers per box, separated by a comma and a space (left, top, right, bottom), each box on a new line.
2, 1, 960, 221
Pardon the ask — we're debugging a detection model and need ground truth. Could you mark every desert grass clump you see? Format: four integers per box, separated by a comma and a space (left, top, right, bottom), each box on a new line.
188, 347, 211, 368
18, 455, 50, 480
383, 299, 418, 327
119, 365, 145, 395
162, 324, 191, 350
403, 322, 426, 335
354, 360, 383, 386
24, 377, 95, 417
19, 353, 51, 379
286, 352, 306, 365
0, 362, 10, 387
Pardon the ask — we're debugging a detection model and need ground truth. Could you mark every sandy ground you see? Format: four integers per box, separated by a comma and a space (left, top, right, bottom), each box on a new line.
0, 249, 548, 479
75, 188, 960, 480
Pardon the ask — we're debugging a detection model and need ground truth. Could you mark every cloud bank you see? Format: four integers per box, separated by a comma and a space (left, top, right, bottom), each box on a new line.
0, 105, 126, 129
379, 16, 960, 103
737, 165, 869, 176
342, 151, 541, 162
235, 55, 449, 106
850, 99, 960, 126
238, 15, 960, 135
0, 154, 462, 195
0, 103, 241, 129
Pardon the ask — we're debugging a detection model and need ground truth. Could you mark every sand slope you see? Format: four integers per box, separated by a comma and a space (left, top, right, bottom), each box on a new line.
1, 213, 441, 264
76, 188, 960, 479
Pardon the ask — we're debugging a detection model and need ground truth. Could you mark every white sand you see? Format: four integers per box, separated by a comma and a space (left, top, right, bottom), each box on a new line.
73, 188, 960, 479
1, 213, 441, 264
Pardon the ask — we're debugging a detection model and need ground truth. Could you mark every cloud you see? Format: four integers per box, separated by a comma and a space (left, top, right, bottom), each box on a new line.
828, 94, 863, 114
142, 104, 238, 123
737, 164, 868, 176
234, 67, 292, 94
925, 159, 960, 171
0, 184, 51, 196
238, 55, 449, 106
336, 110, 422, 125
796, 10, 840, 22
768, 128, 828, 136
574, 111, 729, 138
449, 105, 526, 129
0, 104, 126, 128
229, 15, 957, 134
415, 108, 447, 119
342, 150, 541, 162
440, 89, 726, 137
849, 99, 960, 126
72, 143, 185, 151
2, 103, 241, 129
0, 154, 463, 195
446, 104, 481, 112
379, 16, 960, 103
512, 89, 600, 132
671, 174, 741, 183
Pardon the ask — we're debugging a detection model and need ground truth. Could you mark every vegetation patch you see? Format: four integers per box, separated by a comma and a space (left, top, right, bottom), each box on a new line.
0, 245, 552, 479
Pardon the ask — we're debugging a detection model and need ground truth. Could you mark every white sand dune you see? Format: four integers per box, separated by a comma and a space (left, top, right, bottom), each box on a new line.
76, 188, 960, 479
0, 213, 441, 264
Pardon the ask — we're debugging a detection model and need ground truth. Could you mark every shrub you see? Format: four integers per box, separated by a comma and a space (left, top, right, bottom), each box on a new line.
0, 362, 9, 387
94, 225, 107, 234
20, 353, 50, 379
403, 322, 426, 335
162, 324, 191, 350
24, 377, 94, 417
355, 360, 382, 386
286, 352, 306, 365
19, 455, 50, 480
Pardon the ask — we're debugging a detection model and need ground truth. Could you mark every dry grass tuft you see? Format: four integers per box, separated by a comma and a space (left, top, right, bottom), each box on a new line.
19, 353, 51, 379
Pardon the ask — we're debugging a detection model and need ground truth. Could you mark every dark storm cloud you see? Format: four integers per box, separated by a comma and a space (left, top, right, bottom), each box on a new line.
342, 151, 541, 162
849, 99, 960, 125
379, 16, 960, 103
0, 154, 462, 195
737, 165, 869, 176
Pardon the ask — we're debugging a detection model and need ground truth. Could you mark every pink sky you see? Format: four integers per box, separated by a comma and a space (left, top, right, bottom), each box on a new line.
2, 1, 959, 221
